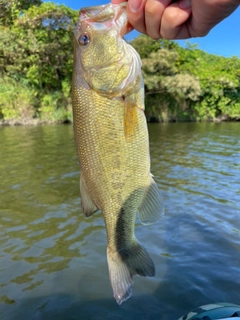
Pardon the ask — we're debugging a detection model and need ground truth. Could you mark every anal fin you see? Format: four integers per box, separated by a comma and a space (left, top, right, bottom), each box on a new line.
80, 175, 98, 217
138, 174, 164, 225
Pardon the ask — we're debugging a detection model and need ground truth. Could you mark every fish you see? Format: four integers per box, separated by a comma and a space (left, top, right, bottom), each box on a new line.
72, 3, 164, 305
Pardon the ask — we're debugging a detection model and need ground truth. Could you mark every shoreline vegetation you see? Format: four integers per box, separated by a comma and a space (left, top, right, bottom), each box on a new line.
0, 119, 71, 126
0, 114, 238, 127
1, 1, 240, 125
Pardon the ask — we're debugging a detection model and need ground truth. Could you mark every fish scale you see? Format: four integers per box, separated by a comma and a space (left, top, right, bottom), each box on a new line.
73, 87, 149, 207
72, 3, 164, 304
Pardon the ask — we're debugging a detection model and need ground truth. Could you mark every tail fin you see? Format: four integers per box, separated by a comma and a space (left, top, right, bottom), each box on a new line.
107, 242, 155, 305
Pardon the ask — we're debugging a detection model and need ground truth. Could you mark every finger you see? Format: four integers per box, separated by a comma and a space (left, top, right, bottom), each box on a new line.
187, 0, 240, 38
126, 0, 148, 34
145, 0, 172, 40
126, 0, 147, 34
160, 1, 192, 39
125, 22, 134, 34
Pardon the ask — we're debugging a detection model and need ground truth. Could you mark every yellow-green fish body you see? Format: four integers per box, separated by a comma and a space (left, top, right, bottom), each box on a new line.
72, 3, 164, 304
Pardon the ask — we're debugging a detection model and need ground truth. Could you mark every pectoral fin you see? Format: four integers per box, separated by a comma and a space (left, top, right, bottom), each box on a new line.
80, 175, 98, 217
124, 97, 139, 142
138, 174, 164, 225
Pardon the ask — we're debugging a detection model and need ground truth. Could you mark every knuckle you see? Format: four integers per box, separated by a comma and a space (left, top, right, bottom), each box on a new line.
164, 9, 179, 25
191, 25, 209, 37
145, 1, 161, 16
148, 33, 161, 40
159, 32, 172, 40
147, 31, 161, 41
144, 0, 163, 40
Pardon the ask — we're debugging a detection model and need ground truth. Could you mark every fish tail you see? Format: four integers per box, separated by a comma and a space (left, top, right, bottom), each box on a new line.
107, 242, 155, 305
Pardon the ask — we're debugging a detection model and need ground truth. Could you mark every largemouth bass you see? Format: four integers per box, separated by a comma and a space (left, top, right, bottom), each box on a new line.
72, 3, 164, 305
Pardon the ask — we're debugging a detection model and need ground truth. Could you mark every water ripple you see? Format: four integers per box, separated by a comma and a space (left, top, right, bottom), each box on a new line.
0, 123, 240, 320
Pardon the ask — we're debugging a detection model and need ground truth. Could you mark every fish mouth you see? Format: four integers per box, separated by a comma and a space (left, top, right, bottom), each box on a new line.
80, 3, 127, 20
80, 3, 129, 35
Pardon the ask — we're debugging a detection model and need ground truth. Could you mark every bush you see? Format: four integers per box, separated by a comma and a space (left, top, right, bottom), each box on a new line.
0, 78, 35, 120
39, 92, 72, 122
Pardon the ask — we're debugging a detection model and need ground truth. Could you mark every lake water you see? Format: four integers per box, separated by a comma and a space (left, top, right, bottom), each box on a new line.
0, 122, 240, 320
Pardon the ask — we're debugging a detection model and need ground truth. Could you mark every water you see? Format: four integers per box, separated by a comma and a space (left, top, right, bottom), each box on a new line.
0, 122, 239, 320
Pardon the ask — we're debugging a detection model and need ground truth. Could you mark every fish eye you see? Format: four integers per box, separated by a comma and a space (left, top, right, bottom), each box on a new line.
78, 33, 90, 46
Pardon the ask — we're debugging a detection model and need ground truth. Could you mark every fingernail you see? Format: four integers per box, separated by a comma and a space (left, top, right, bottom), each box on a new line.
129, 0, 142, 12
179, 0, 191, 9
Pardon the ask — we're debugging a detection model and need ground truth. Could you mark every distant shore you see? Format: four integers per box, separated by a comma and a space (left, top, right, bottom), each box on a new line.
0, 119, 71, 126
0, 117, 239, 127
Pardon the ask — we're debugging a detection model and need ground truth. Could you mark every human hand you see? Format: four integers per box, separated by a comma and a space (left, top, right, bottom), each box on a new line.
111, 0, 240, 40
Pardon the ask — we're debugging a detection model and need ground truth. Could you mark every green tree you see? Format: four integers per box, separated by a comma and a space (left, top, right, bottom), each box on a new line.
0, 2, 78, 121
0, 0, 41, 26
132, 35, 202, 121
131, 35, 240, 122
1, 7, 240, 123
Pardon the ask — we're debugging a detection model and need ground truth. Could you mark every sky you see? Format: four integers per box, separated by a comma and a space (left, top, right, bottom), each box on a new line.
46, 0, 240, 58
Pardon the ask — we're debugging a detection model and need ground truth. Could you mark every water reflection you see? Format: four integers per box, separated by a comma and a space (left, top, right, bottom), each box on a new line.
0, 123, 240, 320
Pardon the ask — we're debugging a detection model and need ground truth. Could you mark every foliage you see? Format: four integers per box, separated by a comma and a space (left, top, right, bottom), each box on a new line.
1, 3, 240, 123
0, 77, 35, 120
138, 47, 201, 121
0, 1, 78, 122
39, 91, 72, 122
131, 35, 240, 121
0, 0, 41, 26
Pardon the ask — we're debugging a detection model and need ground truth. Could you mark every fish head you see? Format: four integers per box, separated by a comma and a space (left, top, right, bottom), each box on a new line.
73, 3, 141, 97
